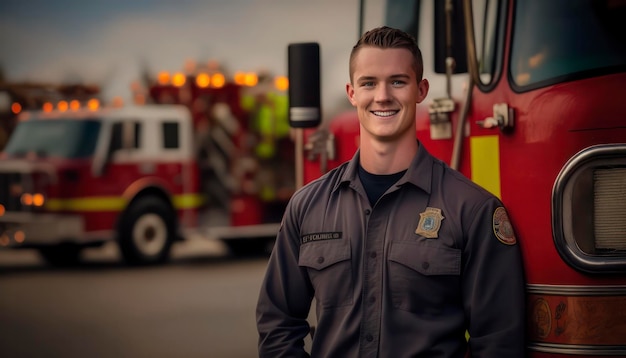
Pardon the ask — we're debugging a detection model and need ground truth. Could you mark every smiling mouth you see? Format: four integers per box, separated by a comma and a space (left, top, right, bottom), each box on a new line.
372, 110, 399, 117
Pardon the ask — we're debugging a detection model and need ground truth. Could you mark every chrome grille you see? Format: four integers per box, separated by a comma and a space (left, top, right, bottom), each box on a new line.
552, 144, 626, 273
0, 172, 30, 212
594, 168, 626, 250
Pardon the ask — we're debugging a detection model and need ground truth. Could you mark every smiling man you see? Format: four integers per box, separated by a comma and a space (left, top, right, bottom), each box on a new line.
256, 26, 525, 357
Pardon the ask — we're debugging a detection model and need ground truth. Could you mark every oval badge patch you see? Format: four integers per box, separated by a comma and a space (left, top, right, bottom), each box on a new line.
493, 207, 516, 245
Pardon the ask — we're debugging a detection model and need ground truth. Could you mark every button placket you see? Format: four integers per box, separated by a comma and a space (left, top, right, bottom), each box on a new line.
359, 208, 384, 356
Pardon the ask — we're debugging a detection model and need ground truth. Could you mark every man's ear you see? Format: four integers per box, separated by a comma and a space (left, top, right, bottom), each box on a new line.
346, 82, 357, 107
416, 78, 430, 104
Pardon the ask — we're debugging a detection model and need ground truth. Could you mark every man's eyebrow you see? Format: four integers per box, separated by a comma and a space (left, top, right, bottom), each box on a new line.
389, 74, 411, 80
355, 74, 412, 82
355, 75, 377, 82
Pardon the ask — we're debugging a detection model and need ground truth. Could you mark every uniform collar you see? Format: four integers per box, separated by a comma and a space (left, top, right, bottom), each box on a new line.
336, 141, 433, 194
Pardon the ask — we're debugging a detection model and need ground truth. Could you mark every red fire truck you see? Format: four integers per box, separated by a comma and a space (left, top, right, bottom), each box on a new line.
140, 63, 294, 253
0, 66, 293, 265
288, 0, 626, 356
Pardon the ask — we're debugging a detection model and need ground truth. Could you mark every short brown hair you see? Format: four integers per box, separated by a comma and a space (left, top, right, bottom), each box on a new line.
349, 26, 424, 83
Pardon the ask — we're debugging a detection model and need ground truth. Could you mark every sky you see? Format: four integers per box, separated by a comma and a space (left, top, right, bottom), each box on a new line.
0, 0, 363, 117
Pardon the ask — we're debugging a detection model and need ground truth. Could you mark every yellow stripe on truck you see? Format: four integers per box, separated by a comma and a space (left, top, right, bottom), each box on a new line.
45, 193, 204, 212
173, 193, 205, 209
45, 197, 128, 211
470, 135, 501, 199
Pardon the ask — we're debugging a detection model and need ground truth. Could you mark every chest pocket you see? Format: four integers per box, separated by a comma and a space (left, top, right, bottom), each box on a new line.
388, 241, 461, 314
299, 240, 353, 308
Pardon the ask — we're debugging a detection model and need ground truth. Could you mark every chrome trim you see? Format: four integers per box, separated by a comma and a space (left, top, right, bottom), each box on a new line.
289, 107, 320, 122
529, 342, 626, 356
304, 129, 335, 174
0, 211, 86, 245
462, 0, 481, 86
552, 144, 626, 273
527, 284, 626, 296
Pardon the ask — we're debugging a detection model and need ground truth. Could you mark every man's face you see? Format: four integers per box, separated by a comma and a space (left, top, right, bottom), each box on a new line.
346, 46, 428, 143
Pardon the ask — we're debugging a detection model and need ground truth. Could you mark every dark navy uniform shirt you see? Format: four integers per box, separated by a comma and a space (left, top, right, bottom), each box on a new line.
256, 143, 526, 357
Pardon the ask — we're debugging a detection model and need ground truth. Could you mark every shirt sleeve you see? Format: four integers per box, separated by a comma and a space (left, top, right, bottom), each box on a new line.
462, 198, 526, 357
256, 198, 313, 358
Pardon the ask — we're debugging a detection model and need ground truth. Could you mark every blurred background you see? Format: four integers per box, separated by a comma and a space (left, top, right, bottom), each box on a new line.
0, 0, 359, 118
0, 0, 361, 356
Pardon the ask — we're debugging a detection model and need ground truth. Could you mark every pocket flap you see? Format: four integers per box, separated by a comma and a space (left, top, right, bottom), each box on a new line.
389, 242, 461, 275
299, 240, 351, 270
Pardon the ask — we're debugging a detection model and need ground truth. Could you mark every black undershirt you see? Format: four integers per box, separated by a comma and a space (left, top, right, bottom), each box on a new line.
358, 164, 407, 206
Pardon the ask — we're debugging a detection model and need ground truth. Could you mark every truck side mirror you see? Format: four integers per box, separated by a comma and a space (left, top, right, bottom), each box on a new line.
288, 42, 321, 128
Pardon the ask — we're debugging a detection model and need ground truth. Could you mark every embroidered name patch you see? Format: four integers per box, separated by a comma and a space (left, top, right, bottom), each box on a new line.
493, 207, 516, 245
415, 207, 444, 238
301, 232, 342, 244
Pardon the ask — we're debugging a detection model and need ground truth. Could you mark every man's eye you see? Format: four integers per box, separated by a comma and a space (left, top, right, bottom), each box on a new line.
360, 82, 374, 87
391, 80, 405, 86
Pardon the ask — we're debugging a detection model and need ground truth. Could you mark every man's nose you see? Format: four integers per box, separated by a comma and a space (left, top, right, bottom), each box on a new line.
374, 84, 392, 102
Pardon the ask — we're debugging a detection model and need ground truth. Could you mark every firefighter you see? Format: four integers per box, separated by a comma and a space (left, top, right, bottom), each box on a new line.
241, 71, 293, 205
256, 26, 525, 357
240, 71, 290, 158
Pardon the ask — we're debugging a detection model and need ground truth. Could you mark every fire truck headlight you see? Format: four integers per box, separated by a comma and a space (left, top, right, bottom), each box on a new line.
0, 230, 26, 246
32, 193, 45, 207
21, 193, 33, 206
0, 233, 9, 247
552, 144, 626, 273
20, 193, 45, 207
14, 230, 25, 243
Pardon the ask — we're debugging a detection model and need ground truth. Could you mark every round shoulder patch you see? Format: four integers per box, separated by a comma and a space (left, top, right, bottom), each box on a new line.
493, 206, 516, 245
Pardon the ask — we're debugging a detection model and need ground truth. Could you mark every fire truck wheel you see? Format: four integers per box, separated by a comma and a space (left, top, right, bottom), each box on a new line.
38, 244, 82, 267
118, 196, 175, 265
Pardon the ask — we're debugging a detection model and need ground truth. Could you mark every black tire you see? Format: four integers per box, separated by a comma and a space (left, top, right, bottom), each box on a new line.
118, 196, 175, 265
38, 244, 82, 267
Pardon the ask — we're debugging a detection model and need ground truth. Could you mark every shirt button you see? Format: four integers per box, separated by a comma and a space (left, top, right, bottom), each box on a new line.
317, 257, 325, 264
422, 261, 430, 270
365, 334, 374, 342
369, 296, 376, 304
370, 252, 376, 258
365, 209, 371, 215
